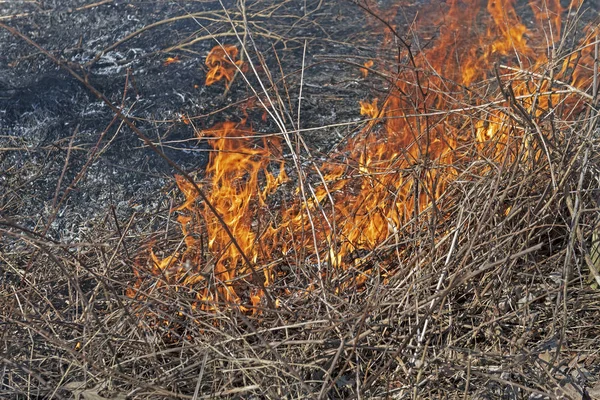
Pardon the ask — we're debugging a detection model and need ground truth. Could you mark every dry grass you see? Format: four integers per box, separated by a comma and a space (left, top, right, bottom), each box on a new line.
1, 1, 600, 399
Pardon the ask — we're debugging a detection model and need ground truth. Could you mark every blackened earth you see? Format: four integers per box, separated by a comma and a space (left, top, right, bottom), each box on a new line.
0, 0, 384, 243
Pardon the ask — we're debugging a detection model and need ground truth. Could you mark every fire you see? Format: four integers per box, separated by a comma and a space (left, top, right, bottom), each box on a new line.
129, 0, 597, 315
361, 60, 374, 78
205, 44, 246, 86
163, 56, 180, 66
359, 98, 379, 119
129, 122, 288, 311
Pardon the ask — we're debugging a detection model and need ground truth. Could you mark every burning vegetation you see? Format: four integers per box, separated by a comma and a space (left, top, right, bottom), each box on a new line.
2, 0, 600, 398
130, 0, 598, 315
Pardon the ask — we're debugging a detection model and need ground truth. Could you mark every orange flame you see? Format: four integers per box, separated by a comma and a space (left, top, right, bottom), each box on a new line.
130, 0, 596, 316
361, 60, 374, 78
163, 56, 180, 66
205, 44, 246, 86
359, 98, 379, 119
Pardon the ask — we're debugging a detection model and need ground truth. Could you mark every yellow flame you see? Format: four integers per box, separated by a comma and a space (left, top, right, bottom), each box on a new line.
131, 0, 596, 315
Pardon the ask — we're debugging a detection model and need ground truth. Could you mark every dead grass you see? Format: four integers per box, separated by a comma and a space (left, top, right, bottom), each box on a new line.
1, 1, 600, 399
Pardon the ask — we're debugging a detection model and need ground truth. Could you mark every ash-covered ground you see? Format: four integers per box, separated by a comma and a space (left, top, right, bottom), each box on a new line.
0, 0, 381, 244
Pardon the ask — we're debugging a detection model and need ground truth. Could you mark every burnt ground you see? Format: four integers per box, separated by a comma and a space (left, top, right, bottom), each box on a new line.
1, 0, 600, 399
0, 0, 385, 243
